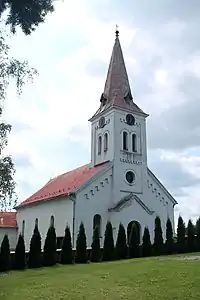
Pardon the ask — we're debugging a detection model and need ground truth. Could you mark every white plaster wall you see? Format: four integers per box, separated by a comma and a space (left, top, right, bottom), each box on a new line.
0, 228, 17, 250
16, 197, 73, 250
75, 166, 113, 248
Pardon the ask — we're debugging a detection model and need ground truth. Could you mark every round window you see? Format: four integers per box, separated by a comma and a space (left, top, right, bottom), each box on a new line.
125, 171, 135, 184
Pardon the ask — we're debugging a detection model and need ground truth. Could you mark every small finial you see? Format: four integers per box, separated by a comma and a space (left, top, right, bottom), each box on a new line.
115, 24, 119, 38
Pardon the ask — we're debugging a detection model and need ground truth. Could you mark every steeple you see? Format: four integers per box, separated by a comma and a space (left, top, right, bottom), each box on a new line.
90, 28, 147, 120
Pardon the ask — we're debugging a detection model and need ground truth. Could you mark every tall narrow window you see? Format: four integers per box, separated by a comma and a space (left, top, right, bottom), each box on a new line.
22, 220, 25, 236
104, 133, 108, 152
93, 214, 102, 237
98, 136, 102, 154
132, 134, 137, 152
50, 215, 54, 227
123, 131, 128, 151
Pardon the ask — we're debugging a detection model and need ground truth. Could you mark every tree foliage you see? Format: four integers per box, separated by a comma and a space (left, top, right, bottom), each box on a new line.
28, 224, 41, 268
196, 217, 200, 251
177, 216, 186, 253
115, 223, 127, 260
0, 234, 10, 272
14, 234, 26, 270
129, 222, 140, 258
90, 225, 101, 262
165, 218, 174, 254
142, 227, 152, 257
153, 216, 164, 256
61, 225, 73, 264
0, 0, 56, 35
43, 225, 57, 266
186, 219, 195, 253
75, 222, 87, 263
102, 221, 114, 261
0, 33, 37, 210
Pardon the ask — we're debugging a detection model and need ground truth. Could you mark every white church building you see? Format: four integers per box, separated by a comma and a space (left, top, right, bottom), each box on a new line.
0, 30, 177, 251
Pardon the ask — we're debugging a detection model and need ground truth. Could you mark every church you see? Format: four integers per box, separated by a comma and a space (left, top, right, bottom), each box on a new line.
0, 30, 177, 251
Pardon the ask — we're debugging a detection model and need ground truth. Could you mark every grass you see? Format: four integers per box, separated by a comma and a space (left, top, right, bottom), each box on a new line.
1, 255, 200, 300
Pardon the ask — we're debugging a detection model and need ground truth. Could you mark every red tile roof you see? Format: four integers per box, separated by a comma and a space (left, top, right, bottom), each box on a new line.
18, 162, 109, 208
0, 212, 17, 228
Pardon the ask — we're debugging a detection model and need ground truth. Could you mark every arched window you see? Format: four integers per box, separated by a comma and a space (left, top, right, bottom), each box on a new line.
98, 136, 102, 154
123, 131, 128, 151
132, 134, 137, 152
22, 220, 25, 236
50, 215, 54, 227
104, 133, 108, 152
35, 218, 38, 227
93, 214, 102, 237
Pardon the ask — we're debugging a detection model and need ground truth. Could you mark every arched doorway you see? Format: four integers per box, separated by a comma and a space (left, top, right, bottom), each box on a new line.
127, 221, 141, 245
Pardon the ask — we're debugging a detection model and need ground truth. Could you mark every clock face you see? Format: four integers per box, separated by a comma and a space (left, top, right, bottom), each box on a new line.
99, 116, 105, 128
126, 114, 135, 126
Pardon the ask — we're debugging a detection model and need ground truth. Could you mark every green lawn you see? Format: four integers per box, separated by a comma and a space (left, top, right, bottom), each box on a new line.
1, 255, 200, 300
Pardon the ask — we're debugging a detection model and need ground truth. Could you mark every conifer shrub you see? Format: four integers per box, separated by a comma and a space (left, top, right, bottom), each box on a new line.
165, 218, 174, 255
187, 219, 195, 253
75, 222, 87, 263
115, 223, 127, 260
102, 221, 114, 261
177, 216, 186, 254
142, 227, 152, 257
0, 234, 10, 272
43, 225, 57, 266
90, 226, 101, 262
196, 217, 200, 251
28, 225, 42, 268
61, 225, 73, 264
153, 216, 164, 256
14, 234, 26, 270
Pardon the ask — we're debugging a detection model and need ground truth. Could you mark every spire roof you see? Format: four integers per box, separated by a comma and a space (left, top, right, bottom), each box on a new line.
91, 29, 147, 119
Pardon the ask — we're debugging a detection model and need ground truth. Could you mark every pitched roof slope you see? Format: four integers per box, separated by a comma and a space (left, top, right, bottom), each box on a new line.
18, 162, 109, 208
0, 212, 17, 228
91, 31, 147, 119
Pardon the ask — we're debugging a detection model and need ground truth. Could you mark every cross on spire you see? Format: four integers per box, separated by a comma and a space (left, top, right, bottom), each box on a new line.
115, 24, 119, 38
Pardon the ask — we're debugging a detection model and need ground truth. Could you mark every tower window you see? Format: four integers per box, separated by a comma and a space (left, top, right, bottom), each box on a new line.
123, 131, 128, 151
98, 136, 102, 154
104, 133, 108, 152
132, 134, 137, 152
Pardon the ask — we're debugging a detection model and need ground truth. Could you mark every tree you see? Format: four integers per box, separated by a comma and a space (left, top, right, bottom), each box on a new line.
75, 222, 87, 263
177, 216, 186, 253
61, 225, 73, 264
142, 227, 152, 257
196, 217, 200, 251
43, 225, 57, 266
0, 234, 10, 272
153, 216, 164, 256
129, 222, 140, 258
0, 0, 56, 35
186, 219, 195, 253
115, 223, 127, 260
90, 226, 101, 262
165, 218, 174, 255
28, 224, 41, 268
0, 34, 37, 211
102, 221, 114, 261
14, 234, 26, 270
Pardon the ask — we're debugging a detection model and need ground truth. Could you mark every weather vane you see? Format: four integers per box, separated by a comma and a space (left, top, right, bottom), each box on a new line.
115, 24, 119, 37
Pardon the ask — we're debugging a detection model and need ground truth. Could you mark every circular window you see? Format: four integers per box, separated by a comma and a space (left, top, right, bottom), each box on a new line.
125, 171, 135, 184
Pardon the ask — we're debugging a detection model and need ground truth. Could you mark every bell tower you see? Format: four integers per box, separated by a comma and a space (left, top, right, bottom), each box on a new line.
89, 29, 149, 199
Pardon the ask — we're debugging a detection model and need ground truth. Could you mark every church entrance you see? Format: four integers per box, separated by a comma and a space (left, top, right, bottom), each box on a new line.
127, 221, 141, 245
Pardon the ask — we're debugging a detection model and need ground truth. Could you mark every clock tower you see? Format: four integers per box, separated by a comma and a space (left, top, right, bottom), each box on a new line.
89, 29, 149, 201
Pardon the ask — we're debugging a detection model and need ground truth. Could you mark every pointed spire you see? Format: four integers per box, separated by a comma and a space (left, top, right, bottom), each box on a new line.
90, 28, 147, 120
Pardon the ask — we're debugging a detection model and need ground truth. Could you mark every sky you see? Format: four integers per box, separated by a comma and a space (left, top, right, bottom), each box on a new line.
2, 0, 200, 225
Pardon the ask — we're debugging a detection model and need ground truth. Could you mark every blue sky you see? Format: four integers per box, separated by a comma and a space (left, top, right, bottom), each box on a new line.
2, 0, 200, 225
